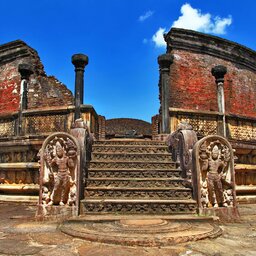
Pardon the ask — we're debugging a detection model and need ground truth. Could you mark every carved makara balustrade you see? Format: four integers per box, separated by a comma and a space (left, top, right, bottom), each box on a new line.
167, 122, 198, 179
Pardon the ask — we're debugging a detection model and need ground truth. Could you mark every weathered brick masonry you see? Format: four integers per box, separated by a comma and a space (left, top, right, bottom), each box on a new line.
165, 28, 256, 118
0, 40, 73, 114
105, 118, 152, 138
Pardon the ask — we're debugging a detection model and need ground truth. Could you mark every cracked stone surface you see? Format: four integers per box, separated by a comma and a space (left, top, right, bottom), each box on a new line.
0, 202, 255, 255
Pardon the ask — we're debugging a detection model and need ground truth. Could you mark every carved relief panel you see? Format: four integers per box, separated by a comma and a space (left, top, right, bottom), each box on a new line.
192, 135, 236, 209
39, 132, 80, 207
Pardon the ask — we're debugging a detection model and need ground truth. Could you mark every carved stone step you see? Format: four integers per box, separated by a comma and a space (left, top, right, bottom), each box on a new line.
89, 161, 176, 170
92, 145, 168, 154
84, 187, 192, 200
80, 199, 197, 214
88, 169, 181, 179
86, 178, 188, 188
94, 140, 166, 146
91, 153, 172, 162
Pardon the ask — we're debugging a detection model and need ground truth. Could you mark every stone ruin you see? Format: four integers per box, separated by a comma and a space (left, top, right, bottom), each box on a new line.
0, 28, 255, 225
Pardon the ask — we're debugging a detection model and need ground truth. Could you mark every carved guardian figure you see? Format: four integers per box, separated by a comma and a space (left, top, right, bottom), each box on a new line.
193, 135, 236, 210
39, 133, 80, 207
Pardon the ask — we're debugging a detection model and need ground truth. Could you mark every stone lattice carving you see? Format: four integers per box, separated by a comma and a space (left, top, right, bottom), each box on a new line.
0, 119, 15, 136
228, 119, 256, 141
24, 114, 67, 135
178, 116, 218, 137
39, 132, 80, 206
192, 135, 236, 209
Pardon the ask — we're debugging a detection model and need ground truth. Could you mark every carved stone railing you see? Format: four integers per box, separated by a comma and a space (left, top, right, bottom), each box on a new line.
0, 104, 99, 139
169, 107, 256, 143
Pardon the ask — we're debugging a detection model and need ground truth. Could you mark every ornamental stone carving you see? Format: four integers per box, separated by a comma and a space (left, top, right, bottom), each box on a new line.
192, 135, 237, 210
167, 122, 198, 178
38, 133, 80, 208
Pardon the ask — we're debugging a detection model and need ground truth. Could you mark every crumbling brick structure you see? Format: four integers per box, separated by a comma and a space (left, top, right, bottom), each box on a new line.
0, 40, 73, 114
0, 40, 98, 199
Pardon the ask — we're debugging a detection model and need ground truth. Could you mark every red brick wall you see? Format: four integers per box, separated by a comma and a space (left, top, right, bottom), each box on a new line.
0, 64, 20, 114
0, 40, 73, 115
164, 28, 256, 119
106, 118, 152, 137
170, 50, 256, 117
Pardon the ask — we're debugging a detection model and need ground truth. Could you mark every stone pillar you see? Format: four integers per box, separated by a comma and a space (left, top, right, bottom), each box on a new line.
211, 65, 227, 137
71, 54, 89, 120
158, 54, 173, 134
18, 64, 33, 110
17, 64, 33, 135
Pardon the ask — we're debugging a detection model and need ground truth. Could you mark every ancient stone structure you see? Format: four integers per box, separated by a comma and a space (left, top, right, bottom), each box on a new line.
0, 28, 255, 211
154, 28, 256, 202
0, 40, 98, 200
81, 139, 196, 214
102, 118, 152, 139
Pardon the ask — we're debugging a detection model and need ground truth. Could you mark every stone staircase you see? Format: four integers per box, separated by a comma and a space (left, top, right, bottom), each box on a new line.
81, 139, 197, 214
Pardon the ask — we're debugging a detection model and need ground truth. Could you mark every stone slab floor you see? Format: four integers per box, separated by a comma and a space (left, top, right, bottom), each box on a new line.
0, 202, 255, 256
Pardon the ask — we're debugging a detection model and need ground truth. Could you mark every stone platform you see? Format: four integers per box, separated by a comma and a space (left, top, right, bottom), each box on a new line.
59, 215, 221, 247
0, 203, 256, 255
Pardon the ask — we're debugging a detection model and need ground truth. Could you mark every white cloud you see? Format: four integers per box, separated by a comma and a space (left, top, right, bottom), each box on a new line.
172, 3, 232, 34
212, 16, 232, 34
139, 10, 154, 22
152, 27, 167, 48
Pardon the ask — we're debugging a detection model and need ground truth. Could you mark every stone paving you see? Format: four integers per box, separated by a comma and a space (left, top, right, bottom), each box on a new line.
0, 202, 256, 255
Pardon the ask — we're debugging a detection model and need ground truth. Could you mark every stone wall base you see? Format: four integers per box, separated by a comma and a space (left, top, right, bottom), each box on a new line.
198, 207, 240, 222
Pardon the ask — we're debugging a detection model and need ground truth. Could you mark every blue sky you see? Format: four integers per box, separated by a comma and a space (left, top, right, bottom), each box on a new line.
1, 0, 255, 122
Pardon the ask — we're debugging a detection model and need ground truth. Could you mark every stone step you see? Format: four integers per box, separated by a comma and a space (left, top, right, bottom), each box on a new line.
94, 140, 166, 146
84, 187, 192, 200
88, 169, 181, 179
86, 178, 188, 188
91, 153, 172, 162
80, 199, 197, 214
89, 161, 176, 170
92, 145, 168, 154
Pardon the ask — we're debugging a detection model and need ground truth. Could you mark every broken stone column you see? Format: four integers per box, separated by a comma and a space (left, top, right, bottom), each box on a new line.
211, 65, 227, 137
17, 63, 33, 135
158, 54, 173, 134
71, 54, 89, 120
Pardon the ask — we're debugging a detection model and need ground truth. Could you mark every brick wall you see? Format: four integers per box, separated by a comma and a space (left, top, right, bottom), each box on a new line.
164, 28, 256, 119
0, 40, 73, 115
106, 118, 152, 138
0, 63, 20, 113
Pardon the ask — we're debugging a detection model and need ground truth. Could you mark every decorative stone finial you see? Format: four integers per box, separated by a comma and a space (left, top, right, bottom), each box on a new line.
72, 54, 89, 70
211, 65, 227, 84
18, 63, 33, 80
158, 54, 174, 71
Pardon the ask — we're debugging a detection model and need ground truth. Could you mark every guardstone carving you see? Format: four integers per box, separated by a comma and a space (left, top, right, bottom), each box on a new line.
192, 135, 236, 209
39, 132, 80, 207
